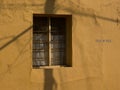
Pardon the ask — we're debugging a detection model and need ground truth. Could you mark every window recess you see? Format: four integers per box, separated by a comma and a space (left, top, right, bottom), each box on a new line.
33, 14, 72, 68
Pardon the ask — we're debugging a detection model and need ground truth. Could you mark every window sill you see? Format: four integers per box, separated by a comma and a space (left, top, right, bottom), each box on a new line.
33, 65, 71, 69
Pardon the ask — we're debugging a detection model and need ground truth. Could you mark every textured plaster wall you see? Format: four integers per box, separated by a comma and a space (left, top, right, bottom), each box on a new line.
0, 0, 120, 90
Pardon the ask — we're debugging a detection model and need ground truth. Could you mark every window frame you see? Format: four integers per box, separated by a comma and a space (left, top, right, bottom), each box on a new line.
32, 14, 72, 68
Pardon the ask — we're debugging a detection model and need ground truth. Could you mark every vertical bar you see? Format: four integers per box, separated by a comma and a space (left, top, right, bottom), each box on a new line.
48, 17, 52, 66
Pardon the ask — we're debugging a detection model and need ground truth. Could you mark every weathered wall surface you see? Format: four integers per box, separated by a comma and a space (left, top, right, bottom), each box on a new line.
0, 0, 120, 90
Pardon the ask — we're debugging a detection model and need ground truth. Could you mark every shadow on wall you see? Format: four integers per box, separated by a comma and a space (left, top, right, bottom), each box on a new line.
0, 26, 32, 51
44, 0, 55, 14
44, 0, 57, 90
44, 69, 57, 90
0, 25, 32, 80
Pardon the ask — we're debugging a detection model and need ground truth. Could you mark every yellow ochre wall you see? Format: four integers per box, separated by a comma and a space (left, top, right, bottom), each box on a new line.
0, 0, 120, 90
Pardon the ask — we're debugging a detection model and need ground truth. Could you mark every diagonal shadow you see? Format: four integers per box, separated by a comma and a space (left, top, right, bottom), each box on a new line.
0, 25, 32, 51
61, 6, 120, 23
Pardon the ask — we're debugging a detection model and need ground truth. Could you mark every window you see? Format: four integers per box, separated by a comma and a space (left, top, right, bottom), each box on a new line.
33, 14, 72, 68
